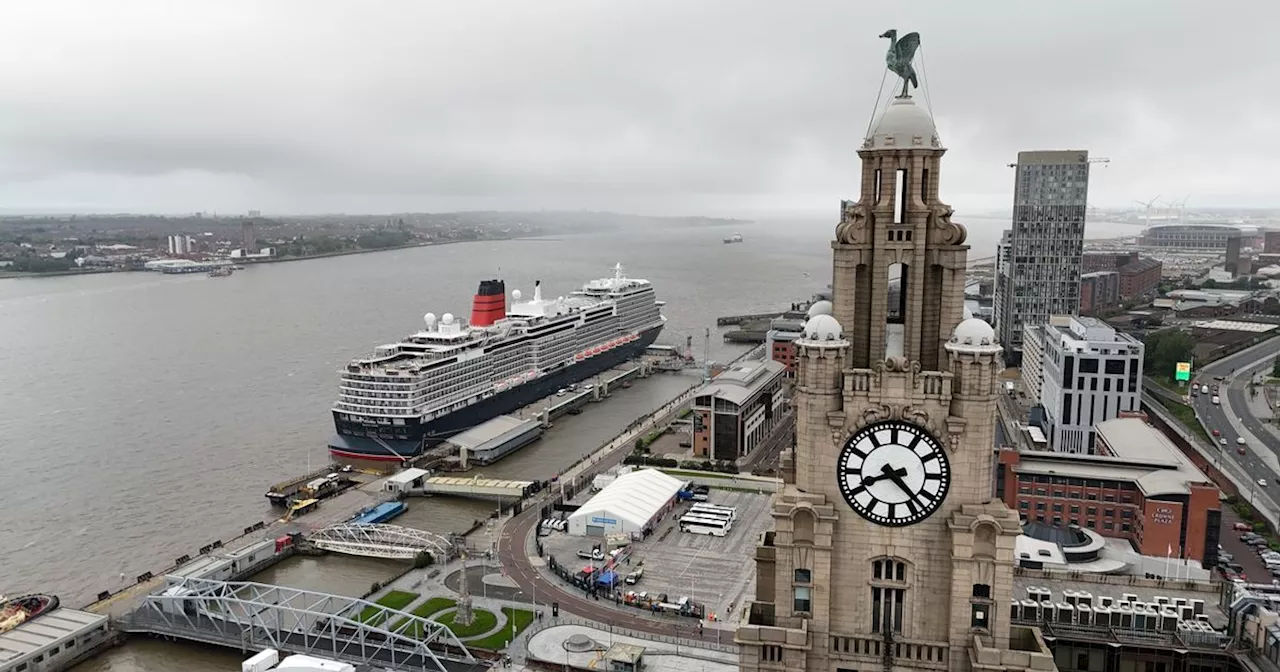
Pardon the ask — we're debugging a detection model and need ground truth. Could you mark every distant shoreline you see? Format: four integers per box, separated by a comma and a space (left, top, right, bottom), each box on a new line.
0, 234, 555, 280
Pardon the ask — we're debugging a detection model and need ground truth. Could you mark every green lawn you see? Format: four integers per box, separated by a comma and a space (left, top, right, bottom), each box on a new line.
1155, 397, 1213, 444
468, 608, 536, 650
437, 608, 498, 638
355, 590, 420, 626
389, 596, 458, 638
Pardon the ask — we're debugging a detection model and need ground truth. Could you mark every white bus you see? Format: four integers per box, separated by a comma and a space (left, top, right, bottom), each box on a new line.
680, 516, 732, 537
690, 504, 737, 519
680, 512, 732, 527
687, 507, 734, 523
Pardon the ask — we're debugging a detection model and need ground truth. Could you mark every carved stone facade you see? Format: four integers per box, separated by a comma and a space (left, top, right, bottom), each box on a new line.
735, 93, 1057, 672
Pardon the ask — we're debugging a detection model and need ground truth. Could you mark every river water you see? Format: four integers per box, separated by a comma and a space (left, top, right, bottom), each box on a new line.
0, 216, 1121, 670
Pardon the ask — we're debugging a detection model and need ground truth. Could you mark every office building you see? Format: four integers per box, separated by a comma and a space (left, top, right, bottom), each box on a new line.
242, 219, 259, 255
765, 316, 806, 379
992, 150, 1091, 365
691, 359, 786, 461
1020, 315, 1072, 404
1082, 251, 1164, 301
997, 415, 1221, 566
1079, 271, 1119, 315
1226, 235, 1242, 276
1040, 316, 1144, 453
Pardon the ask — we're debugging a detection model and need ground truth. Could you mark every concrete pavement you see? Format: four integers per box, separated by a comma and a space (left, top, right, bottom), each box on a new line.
495, 392, 736, 650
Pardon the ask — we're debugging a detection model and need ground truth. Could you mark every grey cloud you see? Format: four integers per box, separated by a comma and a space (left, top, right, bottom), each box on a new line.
0, 0, 1274, 214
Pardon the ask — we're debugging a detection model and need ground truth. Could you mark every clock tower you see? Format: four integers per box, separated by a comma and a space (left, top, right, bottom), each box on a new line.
733, 32, 1057, 672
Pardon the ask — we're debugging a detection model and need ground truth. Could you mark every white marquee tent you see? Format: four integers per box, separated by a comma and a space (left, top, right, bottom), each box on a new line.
567, 468, 685, 536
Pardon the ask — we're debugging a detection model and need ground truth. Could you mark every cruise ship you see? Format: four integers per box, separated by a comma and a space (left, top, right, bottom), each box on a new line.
328, 264, 666, 461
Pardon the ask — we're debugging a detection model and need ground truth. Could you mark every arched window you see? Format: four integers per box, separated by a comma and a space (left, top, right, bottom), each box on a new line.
792, 509, 815, 545
870, 558, 908, 634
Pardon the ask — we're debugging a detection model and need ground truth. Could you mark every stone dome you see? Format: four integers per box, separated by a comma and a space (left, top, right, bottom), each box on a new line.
806, 300, 833, 318
947, 318, 999, 350
865, 96, 941, 151
802, 314, 844, 343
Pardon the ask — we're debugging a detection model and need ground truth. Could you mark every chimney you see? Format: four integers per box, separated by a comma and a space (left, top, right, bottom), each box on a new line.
470, 279, 507, 327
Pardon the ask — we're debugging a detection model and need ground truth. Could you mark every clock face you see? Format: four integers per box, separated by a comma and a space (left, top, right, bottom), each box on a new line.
837, 420, 951, 527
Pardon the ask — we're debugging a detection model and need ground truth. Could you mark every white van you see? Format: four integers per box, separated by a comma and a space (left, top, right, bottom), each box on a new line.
1211, 395, 1220, 405
1202, 384, 1210, 394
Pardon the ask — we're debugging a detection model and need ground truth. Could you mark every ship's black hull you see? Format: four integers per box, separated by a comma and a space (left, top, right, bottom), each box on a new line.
329, 325, 665, 461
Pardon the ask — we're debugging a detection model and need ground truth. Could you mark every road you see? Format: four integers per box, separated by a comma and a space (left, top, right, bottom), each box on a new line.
496, 396, 733, 647
1188, 338, 1280, 521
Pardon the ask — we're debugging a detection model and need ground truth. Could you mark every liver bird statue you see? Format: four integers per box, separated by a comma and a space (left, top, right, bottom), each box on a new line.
880, 29, 921, 98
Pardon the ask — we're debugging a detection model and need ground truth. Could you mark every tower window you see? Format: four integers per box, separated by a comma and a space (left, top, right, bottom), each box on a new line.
971, 583, 993, 631
874, 168, 883, 204
870, 559, 908, 635
893, 168, 908, 224
795, 568, 812, 583
794, 585, 812, 613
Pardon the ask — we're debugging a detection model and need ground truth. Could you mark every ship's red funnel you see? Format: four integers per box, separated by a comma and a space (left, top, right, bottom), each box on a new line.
470, 279, 506, 327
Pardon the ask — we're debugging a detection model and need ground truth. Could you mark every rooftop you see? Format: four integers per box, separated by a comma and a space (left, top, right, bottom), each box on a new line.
864, 95, 940, 151
0, 608, 107, 664
695, 359, 785, 407
1011, 417, 1212, 497
446, 415, 536, 450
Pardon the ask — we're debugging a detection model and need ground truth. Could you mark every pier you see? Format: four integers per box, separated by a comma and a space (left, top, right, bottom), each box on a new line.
114, 576, 480, 672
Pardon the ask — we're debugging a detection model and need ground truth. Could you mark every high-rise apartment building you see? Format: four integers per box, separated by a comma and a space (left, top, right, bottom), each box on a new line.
992, 150, 1091, 365
1038, 316, 1144, 453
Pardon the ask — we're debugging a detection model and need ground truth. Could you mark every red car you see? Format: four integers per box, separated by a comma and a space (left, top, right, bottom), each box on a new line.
1213, 429, 1221, 437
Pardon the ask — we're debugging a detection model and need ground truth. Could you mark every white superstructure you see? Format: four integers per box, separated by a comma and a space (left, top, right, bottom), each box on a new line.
333, 264, 664, 427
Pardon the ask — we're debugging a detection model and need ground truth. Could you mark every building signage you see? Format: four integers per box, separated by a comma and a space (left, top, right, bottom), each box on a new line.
1174, 362, 1192, 382
591, 516, 618, 526
1153, 506, 1175, 525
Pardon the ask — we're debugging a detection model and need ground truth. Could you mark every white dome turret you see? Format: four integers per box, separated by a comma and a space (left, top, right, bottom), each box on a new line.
423, 312, 437, 329
441, 312, 455, 325
946, 318, 1000, 353
799, 314, 846, 344
512, 289, 522, 301
806, 300, 834, 318
865, 96, 941, 151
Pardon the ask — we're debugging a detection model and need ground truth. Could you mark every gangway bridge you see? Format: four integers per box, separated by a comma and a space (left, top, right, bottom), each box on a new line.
116, 576, 482, 672
308, 523, 454, 561
416, 476, 533, 500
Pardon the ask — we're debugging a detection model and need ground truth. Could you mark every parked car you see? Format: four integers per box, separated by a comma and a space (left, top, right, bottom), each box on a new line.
625, 566, 645, 585
1239, 447, 1248, 455
1261, 478, 1270, 488
1234, 522, 1252, 532
1213, 429, 1221, 437
1238, 437, 1247, 445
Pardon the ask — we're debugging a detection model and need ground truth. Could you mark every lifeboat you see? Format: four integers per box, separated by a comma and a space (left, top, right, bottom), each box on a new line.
575, 353, 585, 361
0, 594, 59, 634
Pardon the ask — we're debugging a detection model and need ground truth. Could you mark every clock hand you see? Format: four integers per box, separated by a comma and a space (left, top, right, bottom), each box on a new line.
881, 464, 914, 498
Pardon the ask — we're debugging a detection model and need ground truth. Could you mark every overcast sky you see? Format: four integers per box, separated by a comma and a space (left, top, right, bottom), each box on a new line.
0, 1, 1272, 217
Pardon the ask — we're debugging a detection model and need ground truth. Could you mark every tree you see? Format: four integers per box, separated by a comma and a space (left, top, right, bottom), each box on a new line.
1142, 328, 1196, 379
414, 551, 434, 568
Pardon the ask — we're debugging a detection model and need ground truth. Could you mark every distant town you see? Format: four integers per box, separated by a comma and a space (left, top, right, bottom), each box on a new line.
0, 210, 745, 277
